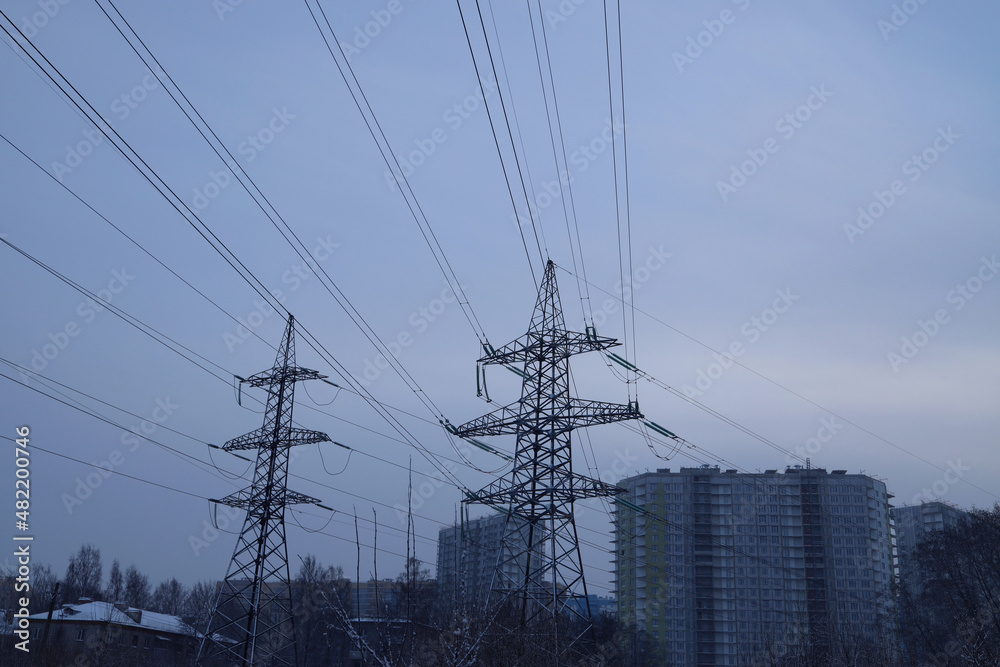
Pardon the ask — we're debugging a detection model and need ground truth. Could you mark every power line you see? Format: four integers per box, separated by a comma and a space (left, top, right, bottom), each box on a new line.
0, 9, 286, 323
8, 416, 816, 626
0, 131, 269, 352
2, 234, 872, 602
0, 230, 891, 584
98, 0, 457, 427
291, 0, 490, 348
525, 0, 594, 328
7, 336, 846, 586
0, 19, 478, 496
91, 2, 512, 490
1, 367, 885, 624
0, 128, 510, 473
556, 263, 1000, 502
601, 0, 637, 403
0, 370, 241, 484
452, 0, 545, 283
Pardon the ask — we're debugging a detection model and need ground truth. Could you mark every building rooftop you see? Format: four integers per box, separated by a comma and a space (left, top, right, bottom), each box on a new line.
27, 600, 195, 637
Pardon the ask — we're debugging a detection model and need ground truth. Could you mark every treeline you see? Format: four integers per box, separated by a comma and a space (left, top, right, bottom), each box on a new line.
289, 555, 652, 666
0, 543, 217, 628
2, 546, 651, 665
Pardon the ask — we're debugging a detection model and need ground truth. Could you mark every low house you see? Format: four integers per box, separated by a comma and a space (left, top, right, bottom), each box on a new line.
26, 598, 198, 660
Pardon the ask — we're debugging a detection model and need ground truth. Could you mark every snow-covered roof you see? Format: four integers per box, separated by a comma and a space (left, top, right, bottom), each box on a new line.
27, 601, 194, 637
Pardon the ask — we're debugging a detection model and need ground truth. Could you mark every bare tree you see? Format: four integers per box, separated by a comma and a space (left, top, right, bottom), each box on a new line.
123, 563, 150, 609
64, 543, 102, 602
29, 563, 59, 615
183, 580, 217, 635
105, 559, 124, 602
294, 555, 352, 666
151, 577, 186, 615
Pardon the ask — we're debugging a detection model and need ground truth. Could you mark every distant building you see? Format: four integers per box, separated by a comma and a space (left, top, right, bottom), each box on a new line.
24, 598, 197, 660
347, 579, 402, 618
892, 500, 969, 594
437, 512, 544, 609
566, 594, 616, 619
614, 465, 895, 666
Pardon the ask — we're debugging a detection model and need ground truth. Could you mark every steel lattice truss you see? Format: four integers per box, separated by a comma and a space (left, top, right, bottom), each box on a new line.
455, 260, 642, 648
198, 315, 329, 667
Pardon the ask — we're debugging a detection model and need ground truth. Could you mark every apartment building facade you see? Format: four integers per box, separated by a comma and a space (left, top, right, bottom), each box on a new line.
437, 512, 545, 609
892, 500, 968, 593
614, 465, 895, 666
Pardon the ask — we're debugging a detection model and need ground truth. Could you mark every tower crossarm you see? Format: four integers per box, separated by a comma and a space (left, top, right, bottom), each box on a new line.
242, 366, 327, 387
451, 398, 641, 438
569, 398, 643, 427
223, 427, 331, 451
451, 402, 522, 437
214, 487, 323, 510
480, 331, 620, 365
465, 472, 624, 508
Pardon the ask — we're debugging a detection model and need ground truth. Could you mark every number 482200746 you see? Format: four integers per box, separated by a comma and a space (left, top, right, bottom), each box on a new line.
15, 426, 30, 525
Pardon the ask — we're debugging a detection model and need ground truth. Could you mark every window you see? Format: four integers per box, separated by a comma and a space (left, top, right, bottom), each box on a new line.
132, 635, 139, 648
76, 628, 85, 642
144, 636, 152, 649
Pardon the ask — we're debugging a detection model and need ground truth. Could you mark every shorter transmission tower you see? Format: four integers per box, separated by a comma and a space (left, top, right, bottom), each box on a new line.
453, 260, 642, 656
198, 315, 330, 667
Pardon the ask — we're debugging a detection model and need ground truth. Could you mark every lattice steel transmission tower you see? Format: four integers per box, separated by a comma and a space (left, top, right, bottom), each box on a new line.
452, 260, 642, 645
198, 315, 330, 667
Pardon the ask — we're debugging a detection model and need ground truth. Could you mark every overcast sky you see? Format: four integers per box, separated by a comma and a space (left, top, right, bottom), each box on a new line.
1, 0, 998, 601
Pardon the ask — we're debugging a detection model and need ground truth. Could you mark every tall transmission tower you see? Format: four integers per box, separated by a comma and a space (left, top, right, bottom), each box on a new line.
198, 315, 330, 667
452, 260, 642, 652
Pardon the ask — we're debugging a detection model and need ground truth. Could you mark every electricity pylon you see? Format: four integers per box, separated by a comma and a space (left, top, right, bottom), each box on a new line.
198, 314, 330, 667
452, 260, 642, 650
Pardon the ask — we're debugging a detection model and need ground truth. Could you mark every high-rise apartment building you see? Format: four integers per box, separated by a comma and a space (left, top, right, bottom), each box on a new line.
614, 465, 895, 666
892, 500, 968, 593
437, 512, 544, 609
